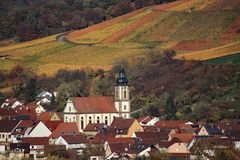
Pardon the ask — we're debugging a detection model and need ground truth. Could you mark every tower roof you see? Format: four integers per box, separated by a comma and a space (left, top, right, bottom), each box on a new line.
116, 67, 128, 86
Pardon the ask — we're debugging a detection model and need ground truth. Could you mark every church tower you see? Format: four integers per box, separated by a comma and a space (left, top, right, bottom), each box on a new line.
115, 67, 130, 118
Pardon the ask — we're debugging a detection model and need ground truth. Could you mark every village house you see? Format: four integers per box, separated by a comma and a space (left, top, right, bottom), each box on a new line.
0, 120, 20, 143
22, 137, 49, 160
24, 121, 52, 138
55, 134, 88, 155
1, 98, 24, 109
9, 143, 30, 159
49, 122, 80, 144
110, 118, 144, 138
63, 68, 131, 132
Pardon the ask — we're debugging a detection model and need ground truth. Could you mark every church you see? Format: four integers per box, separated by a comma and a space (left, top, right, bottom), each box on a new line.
63, 68, 131, 132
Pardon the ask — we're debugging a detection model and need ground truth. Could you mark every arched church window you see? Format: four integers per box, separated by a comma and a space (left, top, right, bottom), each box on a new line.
81, 117, 84, 129
97, 116, 100, 123
89, 117, 92, 124
105, 116, 108, 125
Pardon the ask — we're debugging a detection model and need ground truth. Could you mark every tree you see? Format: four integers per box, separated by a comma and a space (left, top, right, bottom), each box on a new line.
165, 95, 176, 120
213, 149, 237, 160
147, 149, 169, 160
24, 78, 38, 102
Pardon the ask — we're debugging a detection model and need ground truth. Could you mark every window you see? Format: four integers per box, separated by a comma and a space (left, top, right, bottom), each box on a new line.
115, 90, 118, 99
69, 107, 71, 112
8, 135, 11, 138
89, 117, 92, 124
81, 117, 84, 129
73, 117, 75, 122
124, 90, 127, 99
105, 116, 108, 125
124, 105, 127, 110
0, 134, 1, 138
2, 135, 5, 138
97, 116, 100, 123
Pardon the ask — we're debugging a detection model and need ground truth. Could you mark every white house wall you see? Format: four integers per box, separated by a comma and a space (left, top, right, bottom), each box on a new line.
27, 122, 52, 137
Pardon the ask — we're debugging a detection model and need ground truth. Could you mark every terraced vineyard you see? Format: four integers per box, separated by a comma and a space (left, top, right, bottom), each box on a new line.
0, 0, 240, 75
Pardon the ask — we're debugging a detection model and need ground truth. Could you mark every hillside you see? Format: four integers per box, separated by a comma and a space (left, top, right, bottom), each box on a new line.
0, 0, 240, 75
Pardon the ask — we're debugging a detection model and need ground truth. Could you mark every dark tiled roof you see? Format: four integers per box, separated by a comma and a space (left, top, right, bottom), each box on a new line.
0, 108, 17, 116
72, 96, 117, 113
83, 123, 106, 132
0, 120, 20, 132
22, 137, 49, 145
111, 118, 135, 130
62, 135, 88, 144
154, 120, 187, 129
204, 124, 222, 135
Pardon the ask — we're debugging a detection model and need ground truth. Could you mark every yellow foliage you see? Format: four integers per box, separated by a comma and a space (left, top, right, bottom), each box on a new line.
175, 41, 240, 60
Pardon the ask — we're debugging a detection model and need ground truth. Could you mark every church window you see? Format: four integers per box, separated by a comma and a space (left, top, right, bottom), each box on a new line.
89, 117, 92, 124
124, 90, 127, 99
105, 116, 108, 125
81, 117, 84, 129
97, 116, 100, 123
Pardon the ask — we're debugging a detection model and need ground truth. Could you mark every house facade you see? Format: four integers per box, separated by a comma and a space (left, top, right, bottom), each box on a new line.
63, 68, 131, 132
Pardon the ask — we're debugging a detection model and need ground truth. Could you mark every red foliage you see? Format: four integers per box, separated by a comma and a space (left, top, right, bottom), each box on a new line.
204, 0, 240, 10
102, 11, 162, 43
172, 40, 209, 51
221, 17, 240, 40
66, 10, 143, 40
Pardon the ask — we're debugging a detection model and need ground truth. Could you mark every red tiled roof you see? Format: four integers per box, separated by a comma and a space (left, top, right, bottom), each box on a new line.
72, 96, 117, 113
24, 103, 38, 110
62, 135, 88, 144
108, 143, 134, 154
22, 137, 49, 145
83, 123, 105, 132
171, 133, 194, 143
92, 132, 115, 144
106, 137, 135, 144
51, 122, 80, 138
154, 120, 187, 129
43, 121, 62, 132
37, 112, 62, 121
0, 108, 17, 116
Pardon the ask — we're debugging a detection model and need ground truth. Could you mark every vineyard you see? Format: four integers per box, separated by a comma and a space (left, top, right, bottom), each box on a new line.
0, 0, 240, 75
70, 11, 152, 44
